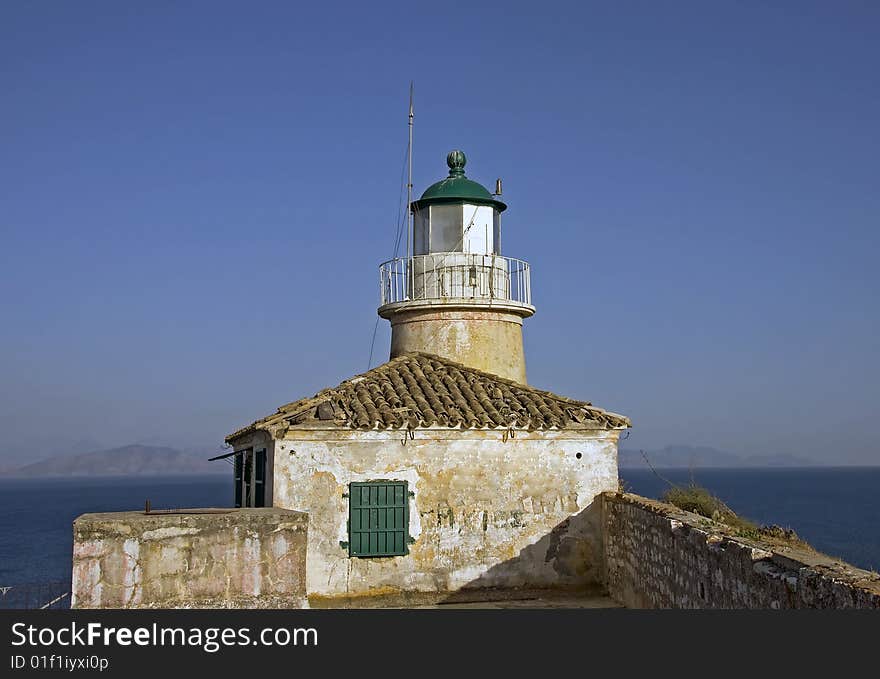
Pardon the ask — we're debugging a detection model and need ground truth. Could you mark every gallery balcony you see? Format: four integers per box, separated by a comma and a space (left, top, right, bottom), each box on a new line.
378, 253, 534, 317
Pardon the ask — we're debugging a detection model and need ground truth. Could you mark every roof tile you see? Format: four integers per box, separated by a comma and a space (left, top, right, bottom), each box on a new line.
225, 353, 631, 442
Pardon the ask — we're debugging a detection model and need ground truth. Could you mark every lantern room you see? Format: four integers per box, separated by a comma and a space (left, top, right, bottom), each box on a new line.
377, 149, 534, 383
411, 150, 506, 256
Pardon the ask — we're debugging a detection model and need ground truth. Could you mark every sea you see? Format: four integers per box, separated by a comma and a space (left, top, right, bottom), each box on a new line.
0, 468, 878, 600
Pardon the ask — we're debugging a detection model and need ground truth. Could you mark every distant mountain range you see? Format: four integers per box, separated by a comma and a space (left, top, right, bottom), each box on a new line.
1, 444, 228, 477
620, 445, 817, 469
0, 442, 822, 478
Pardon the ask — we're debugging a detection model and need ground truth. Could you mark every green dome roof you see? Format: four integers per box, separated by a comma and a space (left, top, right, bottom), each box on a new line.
412, 150, 507, 212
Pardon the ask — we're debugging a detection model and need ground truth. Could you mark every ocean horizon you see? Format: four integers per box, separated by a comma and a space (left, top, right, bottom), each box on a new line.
1, 467, 877, 596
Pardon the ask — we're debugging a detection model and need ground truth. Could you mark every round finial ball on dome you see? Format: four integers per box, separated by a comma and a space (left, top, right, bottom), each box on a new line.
446, 149, 467, 176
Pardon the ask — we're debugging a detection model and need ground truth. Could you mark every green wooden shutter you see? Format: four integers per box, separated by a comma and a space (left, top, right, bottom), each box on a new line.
254, 449, 266, 507
234, 453, 243, 508
242, 453, 253, 507
348, 481, 409, 557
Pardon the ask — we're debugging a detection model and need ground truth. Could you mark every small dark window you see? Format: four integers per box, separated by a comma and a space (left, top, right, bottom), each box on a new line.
234, 448, 267, 508
348, 481, 409, 557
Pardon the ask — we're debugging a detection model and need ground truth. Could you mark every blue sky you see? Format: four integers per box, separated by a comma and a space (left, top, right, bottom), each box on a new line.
1, 1, 877, 464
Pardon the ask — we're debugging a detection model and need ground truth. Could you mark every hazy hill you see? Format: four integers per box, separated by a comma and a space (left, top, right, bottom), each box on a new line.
2, 444, 227, 477
620, 445, 816, 469
2, 442, 821, 477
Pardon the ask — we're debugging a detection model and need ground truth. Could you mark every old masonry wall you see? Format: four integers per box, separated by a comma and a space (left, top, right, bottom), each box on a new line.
71, 508, 308, 609
602, 492, 880, 609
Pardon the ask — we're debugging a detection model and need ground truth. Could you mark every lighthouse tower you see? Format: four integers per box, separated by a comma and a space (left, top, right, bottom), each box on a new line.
378, 150, 535, 383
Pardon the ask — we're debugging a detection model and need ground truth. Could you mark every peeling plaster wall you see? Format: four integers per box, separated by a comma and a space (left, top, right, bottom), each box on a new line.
273, 427, 619, 601
603, 493, 880, 609
72, 508, 307, 609
385, 307, 529, 383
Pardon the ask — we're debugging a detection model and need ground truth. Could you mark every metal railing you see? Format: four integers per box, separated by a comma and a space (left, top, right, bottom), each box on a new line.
0, 582, 71, 609
379, 254, 532, 308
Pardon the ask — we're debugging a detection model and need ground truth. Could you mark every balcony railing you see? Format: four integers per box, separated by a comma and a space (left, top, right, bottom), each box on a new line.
379, 254, 532, 308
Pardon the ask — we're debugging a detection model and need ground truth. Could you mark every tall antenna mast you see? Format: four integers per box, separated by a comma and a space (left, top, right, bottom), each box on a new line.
407, 82, 414, 262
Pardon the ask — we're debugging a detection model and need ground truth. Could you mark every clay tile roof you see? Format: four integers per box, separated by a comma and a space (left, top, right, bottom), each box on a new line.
225, 353, 631, 442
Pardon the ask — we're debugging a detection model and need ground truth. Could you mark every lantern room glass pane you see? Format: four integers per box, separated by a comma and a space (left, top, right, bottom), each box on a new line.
463, 204, 493, 254
413, 207, 429, 255
493, 210, 501, 254
430, 204, 463, 252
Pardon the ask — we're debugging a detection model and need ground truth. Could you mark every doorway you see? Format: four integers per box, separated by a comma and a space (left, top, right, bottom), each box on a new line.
234, 448, 266, 508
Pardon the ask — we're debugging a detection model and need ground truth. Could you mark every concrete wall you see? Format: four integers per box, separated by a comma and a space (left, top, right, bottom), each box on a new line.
603, 493, 880, 609
274, 427, 619, 604
72, 508, 307, 609
382, 306, 530, 383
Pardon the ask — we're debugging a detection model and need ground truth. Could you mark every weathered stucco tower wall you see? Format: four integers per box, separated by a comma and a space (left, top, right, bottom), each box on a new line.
383, 306, 529, 384
378, 150, 535, 383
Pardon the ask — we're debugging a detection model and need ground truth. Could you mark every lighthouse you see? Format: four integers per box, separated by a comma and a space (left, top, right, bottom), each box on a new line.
219, 144, 629, 605
378, 150, 535, 383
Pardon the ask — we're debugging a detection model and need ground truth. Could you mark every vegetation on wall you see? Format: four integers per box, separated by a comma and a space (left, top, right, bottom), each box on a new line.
661, 482, 810, 549
634, 450, 811, 550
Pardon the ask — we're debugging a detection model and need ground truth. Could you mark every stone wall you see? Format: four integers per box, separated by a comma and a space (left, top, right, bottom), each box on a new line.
603, 492, 880, 609
72, 508, 308, 609
273, 427, 620, 603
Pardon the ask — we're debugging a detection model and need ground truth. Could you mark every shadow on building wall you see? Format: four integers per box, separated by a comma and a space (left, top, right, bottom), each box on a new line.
438, 500, 608, 604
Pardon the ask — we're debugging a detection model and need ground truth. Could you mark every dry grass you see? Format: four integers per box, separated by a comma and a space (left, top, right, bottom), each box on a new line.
661, 482, 810, 549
